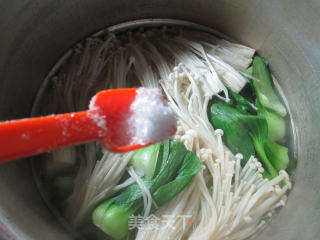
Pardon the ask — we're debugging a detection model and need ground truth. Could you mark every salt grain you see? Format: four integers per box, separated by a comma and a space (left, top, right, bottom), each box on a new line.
129, 88, 176, 145
88, 95, 107, 131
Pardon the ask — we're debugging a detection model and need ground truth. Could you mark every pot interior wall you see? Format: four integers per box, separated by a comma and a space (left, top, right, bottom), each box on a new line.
0, 0, 320, 239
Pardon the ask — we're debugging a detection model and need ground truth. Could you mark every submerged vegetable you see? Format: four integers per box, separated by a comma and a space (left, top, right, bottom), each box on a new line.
252, 56, 287, 117
244, 66, 253, 76
228, 88, 256, 114
265, 139, 289, 171
258, 103, 286, 141
92, 140, 201, 239
130, 143, 161, 180
209, 103, 255, 162
92, 201, 137, 239
209, 103, 277, 178
209, 59, 290, 179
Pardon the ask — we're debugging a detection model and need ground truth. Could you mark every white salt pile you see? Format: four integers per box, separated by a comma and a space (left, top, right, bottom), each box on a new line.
88, 87, 176, 147
129, 88, 177, 145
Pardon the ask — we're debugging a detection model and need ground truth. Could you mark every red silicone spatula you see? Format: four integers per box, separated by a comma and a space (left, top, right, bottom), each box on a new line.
0, 88, 177, 163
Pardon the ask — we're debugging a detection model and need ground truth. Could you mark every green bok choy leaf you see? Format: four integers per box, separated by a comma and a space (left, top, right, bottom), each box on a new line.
92, 140, 200, 239
209, 102, 277, 178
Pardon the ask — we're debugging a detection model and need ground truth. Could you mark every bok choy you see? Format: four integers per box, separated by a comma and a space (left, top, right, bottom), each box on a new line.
130, 143, 161, 180
258, 102, 286, 141
265, 139, 289, 171
92, 140, 200, 239
252, 56, 287, 117
209, 102, 277, 178
209, 56, 289, 179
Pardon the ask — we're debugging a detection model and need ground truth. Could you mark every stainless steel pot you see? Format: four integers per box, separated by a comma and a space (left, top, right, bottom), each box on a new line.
0, 1, 319, 239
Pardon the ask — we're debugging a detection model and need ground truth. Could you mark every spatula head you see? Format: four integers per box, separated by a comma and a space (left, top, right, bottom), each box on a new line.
89, 88, 177, 152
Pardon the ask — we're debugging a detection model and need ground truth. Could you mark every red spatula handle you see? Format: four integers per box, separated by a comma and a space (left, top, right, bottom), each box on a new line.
0, 111, 101, 163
